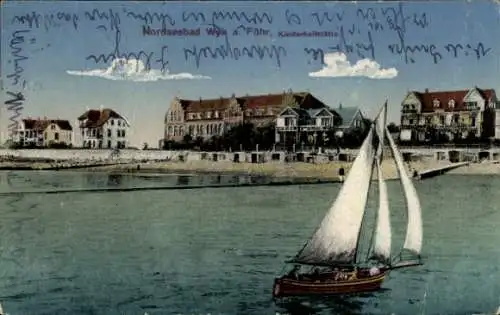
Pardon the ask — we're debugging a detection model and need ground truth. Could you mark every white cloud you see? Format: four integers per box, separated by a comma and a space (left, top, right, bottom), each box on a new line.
309, 52, 398, 79
67, 58, 211, 81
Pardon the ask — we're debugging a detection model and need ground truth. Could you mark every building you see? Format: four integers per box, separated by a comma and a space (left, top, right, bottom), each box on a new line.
275, 106, 340, 147
13, 118, 73, 147
333, 104, 366, 137
164, 90, 328, 142
400, 87, 498, 143
275, 103, 366, 148
78, 108, 130, 149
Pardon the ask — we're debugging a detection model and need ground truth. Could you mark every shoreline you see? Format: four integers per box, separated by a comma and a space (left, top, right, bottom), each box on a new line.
2, 158, 500, 180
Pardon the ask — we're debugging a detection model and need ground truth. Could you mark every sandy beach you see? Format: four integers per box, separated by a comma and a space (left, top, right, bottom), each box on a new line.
73, 158, 477, 180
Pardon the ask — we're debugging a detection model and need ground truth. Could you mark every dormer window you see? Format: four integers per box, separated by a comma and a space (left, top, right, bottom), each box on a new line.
206, 111, 211, 119
214, 111, 219, 118
448, 99, 455, 109
433, 99, 440, 108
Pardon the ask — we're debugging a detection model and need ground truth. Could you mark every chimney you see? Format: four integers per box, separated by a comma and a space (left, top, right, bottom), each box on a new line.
425, 88, 429, 93
99, 104, 104, 111
339, 103, 343, 110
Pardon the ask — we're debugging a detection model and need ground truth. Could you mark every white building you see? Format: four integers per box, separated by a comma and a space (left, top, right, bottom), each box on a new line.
78, 108, 130, 149
12, 118, 73, 147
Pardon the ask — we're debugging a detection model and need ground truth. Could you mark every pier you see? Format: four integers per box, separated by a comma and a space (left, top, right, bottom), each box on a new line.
415, 162, 470, 179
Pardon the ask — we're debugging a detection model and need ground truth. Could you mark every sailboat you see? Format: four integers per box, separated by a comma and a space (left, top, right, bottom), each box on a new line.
272, 101, 423, 298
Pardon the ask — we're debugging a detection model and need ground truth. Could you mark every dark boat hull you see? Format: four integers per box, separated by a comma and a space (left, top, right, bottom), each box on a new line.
272, 271, 388, 298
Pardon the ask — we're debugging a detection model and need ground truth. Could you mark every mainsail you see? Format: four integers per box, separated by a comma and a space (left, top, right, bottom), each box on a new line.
371, 102, 392, 263
292, 127, 377, 265
385, 127, 423, 256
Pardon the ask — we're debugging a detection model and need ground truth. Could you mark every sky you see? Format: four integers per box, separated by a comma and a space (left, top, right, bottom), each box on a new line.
1, 1, 499, 147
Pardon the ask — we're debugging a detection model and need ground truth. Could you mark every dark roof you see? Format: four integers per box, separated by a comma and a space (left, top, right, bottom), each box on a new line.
178, 91, 327, 113
22, 119, 72, 131
334, 107, 362, 128
78, 108, 127, 128
408, 88, 496, 112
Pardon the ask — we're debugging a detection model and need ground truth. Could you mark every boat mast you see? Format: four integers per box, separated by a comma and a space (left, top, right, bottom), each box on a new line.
354, 102, 387, 265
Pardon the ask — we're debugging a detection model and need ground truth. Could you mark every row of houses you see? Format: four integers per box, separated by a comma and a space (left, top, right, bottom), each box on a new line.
11, 108, 130, 149
163, 86, 500, 147
162, 90, 366, 147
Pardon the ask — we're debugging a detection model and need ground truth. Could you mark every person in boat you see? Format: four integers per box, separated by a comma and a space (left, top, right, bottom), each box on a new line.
348, 267, 358, 280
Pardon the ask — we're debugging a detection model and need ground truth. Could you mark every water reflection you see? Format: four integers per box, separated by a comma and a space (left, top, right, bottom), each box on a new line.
176, 175, 191, 186
107, 174, 123, 186
275, 295, 368, 315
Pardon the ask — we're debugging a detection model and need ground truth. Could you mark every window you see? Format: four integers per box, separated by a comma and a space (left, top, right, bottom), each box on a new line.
206, 111, 211, 119
122, 130, 126, 137
51, 124, 56, 130
111, 120, 115, 126
55, 132, 59, 141
448, 99, 455, 109
107, 140, 111, 148
107, 129, 111, 137
433, 99, 440, 108
118, 120, 121, 126
214, 111, 219, 118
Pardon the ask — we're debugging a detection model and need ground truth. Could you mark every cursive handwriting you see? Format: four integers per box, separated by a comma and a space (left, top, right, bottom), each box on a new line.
4, 92, 25, 138
7, 30, 30, 87
11, 11, 79, 31
124, 9, 175, 28
304, 24, 375, 65
84, 8, 121, 31
6, 5, 495, 77
183, 25, 285, 68
181, 10, 273, 26
86, 29, 155, 70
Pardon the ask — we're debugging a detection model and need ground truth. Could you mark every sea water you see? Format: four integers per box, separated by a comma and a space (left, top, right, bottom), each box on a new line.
0, 171, 499, 315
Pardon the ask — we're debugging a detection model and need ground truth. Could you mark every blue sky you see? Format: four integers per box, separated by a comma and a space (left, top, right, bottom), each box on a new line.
2, 1, 499, 146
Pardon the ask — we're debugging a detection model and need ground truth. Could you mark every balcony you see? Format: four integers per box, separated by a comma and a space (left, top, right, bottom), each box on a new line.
276, 125, 298, 132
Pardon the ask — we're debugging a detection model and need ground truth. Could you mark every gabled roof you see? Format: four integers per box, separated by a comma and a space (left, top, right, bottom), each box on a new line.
177, 91, 328, 113
78, 108, 128, 128
22, 119, 72, 131
307, 108, 334, 117
335, 107, 362, 128
407, 88, 496, 112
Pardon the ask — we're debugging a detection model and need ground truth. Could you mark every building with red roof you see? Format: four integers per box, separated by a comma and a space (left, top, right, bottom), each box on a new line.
163, 90, 329, 142
399, 87, 499, 143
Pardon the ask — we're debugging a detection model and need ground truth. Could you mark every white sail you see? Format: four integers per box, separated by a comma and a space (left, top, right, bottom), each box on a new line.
375, 101, 387, 160
385, 127, 423, 255
372, 159, 392, 262
371, 101, 391, 262
293, 127, 377, 265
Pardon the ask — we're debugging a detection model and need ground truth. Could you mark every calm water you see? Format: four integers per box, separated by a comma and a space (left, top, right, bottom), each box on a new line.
0, 171, 499, 315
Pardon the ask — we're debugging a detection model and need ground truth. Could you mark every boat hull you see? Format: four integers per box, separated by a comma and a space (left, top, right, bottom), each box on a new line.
272, 271, 388, 298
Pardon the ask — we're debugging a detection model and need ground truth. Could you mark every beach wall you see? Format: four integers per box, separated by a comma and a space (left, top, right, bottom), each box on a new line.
0, 149, 344, 163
